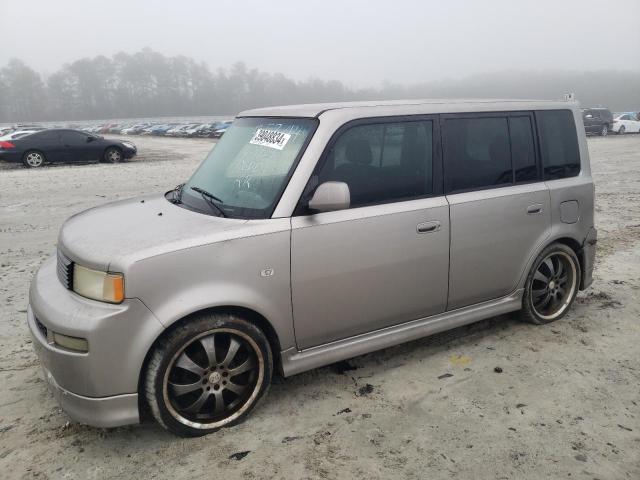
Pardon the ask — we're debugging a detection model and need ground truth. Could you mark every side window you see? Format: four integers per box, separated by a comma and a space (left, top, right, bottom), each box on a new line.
60, 130, 89, 145
536, 110, 580, 180
31, 131, 60, 142
443, 117, 512, 192
509, 116, 537, 183
316, 120, 433, 208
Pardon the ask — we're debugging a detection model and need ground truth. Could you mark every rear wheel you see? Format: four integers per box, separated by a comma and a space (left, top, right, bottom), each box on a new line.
600, 124, 608, 136
22, 150, 45, 168
520, 243, 581, 324
618, 126, 625, 135
103, 147, 123, 163
145, 313, 273, 437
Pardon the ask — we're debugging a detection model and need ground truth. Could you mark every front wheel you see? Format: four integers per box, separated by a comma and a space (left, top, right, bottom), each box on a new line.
144, 313, 273, 437
103, 147, 123, 163
520, 243, 581, 324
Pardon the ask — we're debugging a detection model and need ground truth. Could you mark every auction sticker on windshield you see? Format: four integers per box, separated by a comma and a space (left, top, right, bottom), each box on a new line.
249, 128, 291, 150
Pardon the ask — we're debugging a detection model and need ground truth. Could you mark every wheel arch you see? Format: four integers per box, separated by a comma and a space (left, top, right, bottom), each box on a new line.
137, 304, 283, 414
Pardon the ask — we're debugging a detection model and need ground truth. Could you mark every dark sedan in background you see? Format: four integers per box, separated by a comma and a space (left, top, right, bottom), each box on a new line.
0, 129, 136, 168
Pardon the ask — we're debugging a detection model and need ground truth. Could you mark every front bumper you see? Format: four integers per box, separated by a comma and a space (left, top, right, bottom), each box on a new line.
28, 256, 165, 427
40, 363, 139, 427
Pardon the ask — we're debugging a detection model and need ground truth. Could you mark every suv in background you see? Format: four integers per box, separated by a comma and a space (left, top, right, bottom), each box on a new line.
582, 108, 613, 136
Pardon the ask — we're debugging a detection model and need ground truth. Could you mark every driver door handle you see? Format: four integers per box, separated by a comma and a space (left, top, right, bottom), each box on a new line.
417, 221, 441, 234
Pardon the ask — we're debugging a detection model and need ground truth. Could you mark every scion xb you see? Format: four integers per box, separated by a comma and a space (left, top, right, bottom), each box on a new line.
28, 99, 597, 436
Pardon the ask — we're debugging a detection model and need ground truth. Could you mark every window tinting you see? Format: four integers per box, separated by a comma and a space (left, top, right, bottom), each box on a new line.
536, 110, 580, 180
509, 116, 537, 183
60, 130, 89, 145
444, 117, 512, 192
316, 121, 433, 208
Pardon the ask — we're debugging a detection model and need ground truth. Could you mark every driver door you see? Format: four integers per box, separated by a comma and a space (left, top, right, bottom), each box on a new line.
290, 117, 450, 349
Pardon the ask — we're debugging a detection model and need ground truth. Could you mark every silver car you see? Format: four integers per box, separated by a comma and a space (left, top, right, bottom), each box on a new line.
27, 99, 597, 436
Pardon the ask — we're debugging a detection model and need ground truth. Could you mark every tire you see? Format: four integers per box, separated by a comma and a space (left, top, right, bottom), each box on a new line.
103, 146, 123, 163
22, 150, 46, 168
618, 126, 625, 135
600, 124, 608, 136
144, 312, 273, 437
520, 243, 581, 325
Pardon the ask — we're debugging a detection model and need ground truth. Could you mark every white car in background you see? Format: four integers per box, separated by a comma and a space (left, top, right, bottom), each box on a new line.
612, 113, 640, 134
0, 130, 40, 141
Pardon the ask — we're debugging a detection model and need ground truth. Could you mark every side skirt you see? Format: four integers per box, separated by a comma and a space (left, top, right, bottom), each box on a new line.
281, 289, 524, 377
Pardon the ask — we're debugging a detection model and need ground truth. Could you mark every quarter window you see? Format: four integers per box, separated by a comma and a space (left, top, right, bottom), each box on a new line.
314, 121, 434, 208
536, 110, 580, 180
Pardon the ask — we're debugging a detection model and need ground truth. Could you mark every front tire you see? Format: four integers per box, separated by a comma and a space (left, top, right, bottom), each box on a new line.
104, 147, 123, 163
520, 243, 581, 325
144, 313, 273, 437
22, 150, 45, 168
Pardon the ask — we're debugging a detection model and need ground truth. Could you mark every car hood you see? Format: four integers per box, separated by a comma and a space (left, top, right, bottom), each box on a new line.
58, 193, 251, 271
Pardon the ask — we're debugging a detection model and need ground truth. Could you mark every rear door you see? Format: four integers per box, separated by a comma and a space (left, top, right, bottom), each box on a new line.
443, 112, 551, 310
291, 117, 450, 349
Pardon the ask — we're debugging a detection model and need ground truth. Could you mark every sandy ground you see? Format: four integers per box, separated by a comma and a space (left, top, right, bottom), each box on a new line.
0, 134, 639, 480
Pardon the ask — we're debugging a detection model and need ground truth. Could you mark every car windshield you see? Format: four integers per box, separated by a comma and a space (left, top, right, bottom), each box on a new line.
181, 117, 317, 219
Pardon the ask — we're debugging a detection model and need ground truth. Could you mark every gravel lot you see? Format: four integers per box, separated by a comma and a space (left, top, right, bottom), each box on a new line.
0, 134, 639, 479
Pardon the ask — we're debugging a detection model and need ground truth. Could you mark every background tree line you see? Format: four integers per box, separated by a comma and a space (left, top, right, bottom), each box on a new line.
1, 48, 638, 123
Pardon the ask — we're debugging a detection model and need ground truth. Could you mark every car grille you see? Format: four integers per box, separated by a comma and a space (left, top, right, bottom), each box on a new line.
56, 249, 74, 290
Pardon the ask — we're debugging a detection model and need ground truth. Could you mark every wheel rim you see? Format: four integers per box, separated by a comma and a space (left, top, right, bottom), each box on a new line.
530, 251, 577, 320
163, 328, 263, 429
107, 149, 122, 162
26, 152, 43, 167
601, 125, 608, 136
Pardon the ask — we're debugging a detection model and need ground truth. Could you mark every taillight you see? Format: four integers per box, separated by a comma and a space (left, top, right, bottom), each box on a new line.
0, 141, 15, 149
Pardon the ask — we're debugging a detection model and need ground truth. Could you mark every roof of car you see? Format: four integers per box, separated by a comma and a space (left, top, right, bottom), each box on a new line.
238, 98, 575, 118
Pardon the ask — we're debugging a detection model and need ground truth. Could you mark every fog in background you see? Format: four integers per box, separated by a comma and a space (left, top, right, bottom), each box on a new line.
1, 0, 639, 122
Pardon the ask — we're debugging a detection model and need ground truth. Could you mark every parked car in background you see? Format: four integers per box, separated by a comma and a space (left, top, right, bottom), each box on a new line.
209, 120, 233, 138
582, 108, 613, 136
612, 113, 640, 134
0, 129, 136, 168
183, 124, 210, 137
25, 99, 596, 436
0, 130, 41, 141
122, 124, 153, 135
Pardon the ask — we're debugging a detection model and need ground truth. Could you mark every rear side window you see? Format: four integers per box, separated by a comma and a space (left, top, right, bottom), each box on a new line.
314, 120, 434, 208
443, 117, 512, 192
536, 110, 580, 180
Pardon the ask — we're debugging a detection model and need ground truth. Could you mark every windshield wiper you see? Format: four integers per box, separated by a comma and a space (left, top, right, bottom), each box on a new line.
190, 186, 227, 218
168, 183, 185, 204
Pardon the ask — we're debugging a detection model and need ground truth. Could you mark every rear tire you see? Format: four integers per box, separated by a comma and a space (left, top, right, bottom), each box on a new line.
618, 126, 625, 135
600, 124, 608, 136
22, 150, 45, 168
520, 243, 581, 325
144, 312, 273, 437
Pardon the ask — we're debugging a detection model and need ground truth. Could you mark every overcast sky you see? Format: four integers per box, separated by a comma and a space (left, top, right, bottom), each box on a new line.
1, 0, 639, 86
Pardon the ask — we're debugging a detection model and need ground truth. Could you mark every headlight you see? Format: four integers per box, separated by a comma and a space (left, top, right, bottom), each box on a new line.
72, 264, 124, 303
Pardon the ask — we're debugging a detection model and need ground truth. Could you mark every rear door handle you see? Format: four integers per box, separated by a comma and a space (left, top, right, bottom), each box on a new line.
527, 204, 543, 214
417, 221, 441, 234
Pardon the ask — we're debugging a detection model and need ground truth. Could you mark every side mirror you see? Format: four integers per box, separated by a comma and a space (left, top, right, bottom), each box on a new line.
86, 136, 95, 142
308, 181, 350, 213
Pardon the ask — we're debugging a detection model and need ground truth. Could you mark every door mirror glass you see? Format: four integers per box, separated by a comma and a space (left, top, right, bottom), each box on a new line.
308, 181, 350, 213
86, 136, 95, 142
